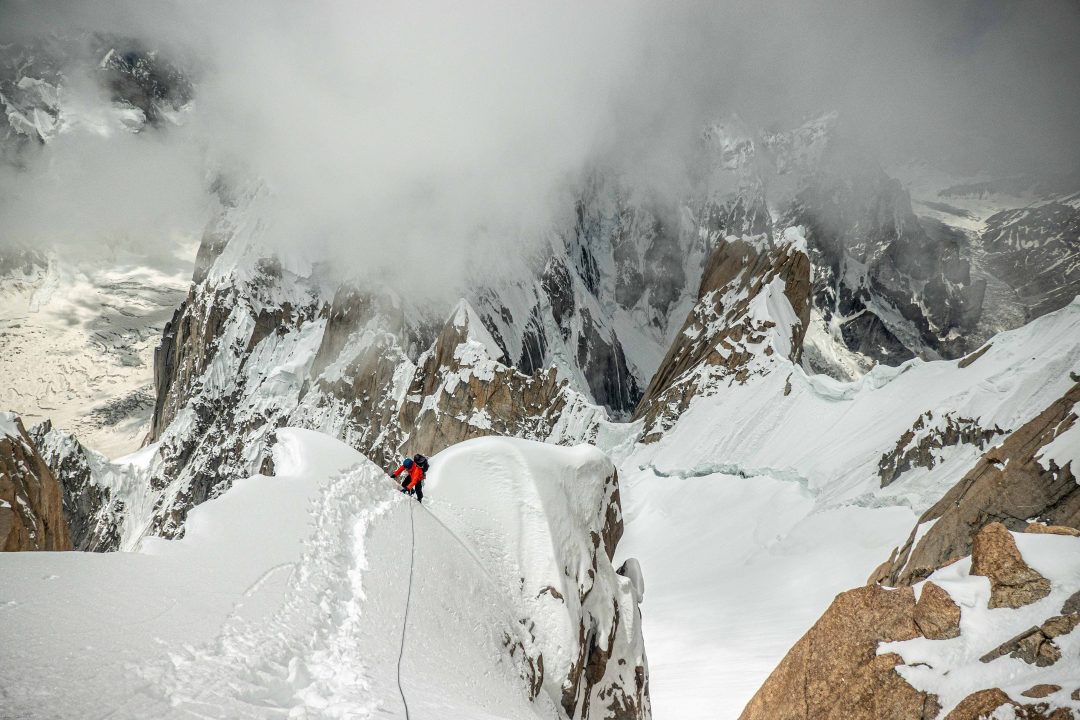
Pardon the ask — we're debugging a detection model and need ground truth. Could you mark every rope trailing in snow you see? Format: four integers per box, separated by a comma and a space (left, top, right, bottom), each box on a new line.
395, 500, 416, 720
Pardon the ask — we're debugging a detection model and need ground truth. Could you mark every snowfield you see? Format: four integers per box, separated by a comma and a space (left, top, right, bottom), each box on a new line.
0, 430, 643, 720
609, 297, 1080, 718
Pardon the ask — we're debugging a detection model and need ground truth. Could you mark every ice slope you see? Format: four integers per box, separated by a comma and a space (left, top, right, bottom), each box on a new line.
609, 298, 1080, 719
0, 430, 642, 719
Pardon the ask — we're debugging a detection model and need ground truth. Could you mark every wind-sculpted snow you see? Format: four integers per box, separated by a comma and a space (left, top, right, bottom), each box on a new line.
425, 437, 649, 719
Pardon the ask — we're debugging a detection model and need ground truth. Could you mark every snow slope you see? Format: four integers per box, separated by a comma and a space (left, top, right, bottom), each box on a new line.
609, 298, 1080, 718
0, 430, 643, 720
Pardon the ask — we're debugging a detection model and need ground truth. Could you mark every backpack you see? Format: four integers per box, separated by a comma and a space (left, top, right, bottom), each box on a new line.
412, 453, 430, 474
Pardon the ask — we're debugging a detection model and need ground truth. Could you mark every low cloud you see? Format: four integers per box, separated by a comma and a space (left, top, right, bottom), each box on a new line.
1, 1, 1077, 294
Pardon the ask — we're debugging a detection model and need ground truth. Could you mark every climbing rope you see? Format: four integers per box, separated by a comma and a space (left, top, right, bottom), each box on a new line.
395, 499, 416, 720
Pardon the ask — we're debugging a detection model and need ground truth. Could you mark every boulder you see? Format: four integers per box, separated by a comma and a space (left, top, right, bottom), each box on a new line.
970, 523, 1051, 609
739, 585, 940, 720
913, 581, 961, 639
943, 689, 1013, 720
978, 614, 1080, 668
978, 625, 1059, 666
1040, 614, 1080, 639
1061, 590, 1080, 615
943, 688, 1073, 720
1025, 522, 1080, 538
1022, 684, 1062, 699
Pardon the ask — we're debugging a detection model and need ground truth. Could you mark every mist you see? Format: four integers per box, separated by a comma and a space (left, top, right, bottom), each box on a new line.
1, 0, 1077, 295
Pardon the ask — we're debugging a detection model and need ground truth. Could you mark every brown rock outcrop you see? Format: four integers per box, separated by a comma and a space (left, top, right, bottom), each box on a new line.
878, 411, 1004, 487
957, 342, 992, 368
877, 382, 1080, 587
738, 585, 940, 720
970, 522, 1051, 609
979, 625, 1061, 667
914, 581, 962, 639
943, 688, 1074, 720
0, 414, 72, 551
398, 304, 581, 462
943, 689, 1013, 720
1041, 614, 1080, 638
636, 236, 811, 441
979, 615, 1079, 667
1022, 684, 1062, 699
1025, 523, 1080, 537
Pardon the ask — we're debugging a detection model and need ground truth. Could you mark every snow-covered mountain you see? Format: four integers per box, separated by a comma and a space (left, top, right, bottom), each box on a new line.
0, 34, 193, 148
3, 36, 1080, 720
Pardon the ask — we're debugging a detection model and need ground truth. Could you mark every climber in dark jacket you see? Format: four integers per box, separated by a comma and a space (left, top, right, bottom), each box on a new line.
390, 455, 427, 502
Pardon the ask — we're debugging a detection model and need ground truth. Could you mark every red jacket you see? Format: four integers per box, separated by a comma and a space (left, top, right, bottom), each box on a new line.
392, 463, 425, 489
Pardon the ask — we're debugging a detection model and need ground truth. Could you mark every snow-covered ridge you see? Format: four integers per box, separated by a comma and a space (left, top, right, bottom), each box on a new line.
0, 429, 648, 719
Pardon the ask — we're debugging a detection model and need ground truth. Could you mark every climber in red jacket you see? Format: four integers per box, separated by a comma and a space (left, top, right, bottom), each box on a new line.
390, 455, 427, 503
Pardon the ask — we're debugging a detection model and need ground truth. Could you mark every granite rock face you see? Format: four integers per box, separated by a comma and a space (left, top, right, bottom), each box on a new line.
790, 145, 986, 364
636, 233, 811, 440
738, 585, 940, 720
876, 382, 1080, 587
0, 414, 71, 552
979, 197, 1080, 322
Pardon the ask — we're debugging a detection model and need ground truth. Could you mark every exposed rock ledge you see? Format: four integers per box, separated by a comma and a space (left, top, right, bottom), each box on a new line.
0, 413, 72, 551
